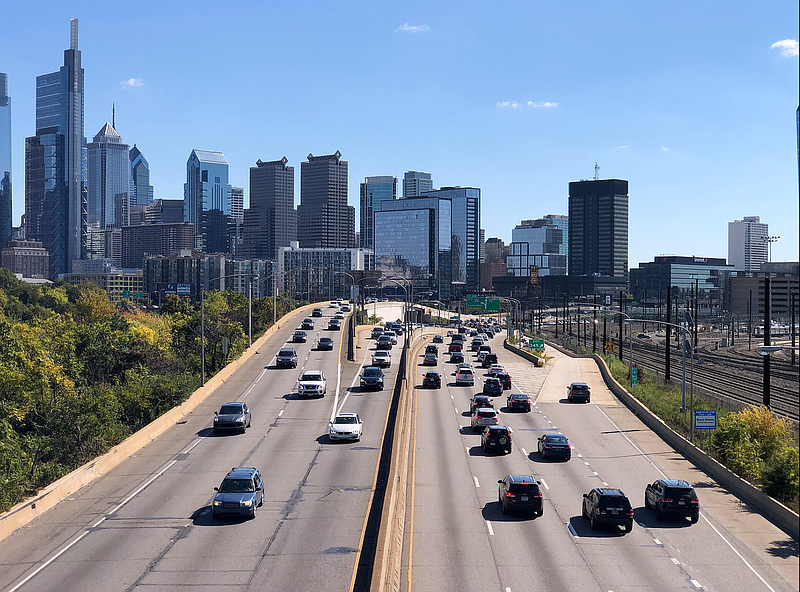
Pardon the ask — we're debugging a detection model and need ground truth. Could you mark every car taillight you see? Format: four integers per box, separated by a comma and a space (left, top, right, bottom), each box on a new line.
544, 446, 553, 450
662, 498, 673, 503
506, 492, 516, 498
690, 498, 699, 503
535, 492, 543, 498
629, 509, 634, 516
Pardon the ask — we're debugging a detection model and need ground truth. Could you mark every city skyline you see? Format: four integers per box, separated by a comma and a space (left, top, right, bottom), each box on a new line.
0, 4, 797, 266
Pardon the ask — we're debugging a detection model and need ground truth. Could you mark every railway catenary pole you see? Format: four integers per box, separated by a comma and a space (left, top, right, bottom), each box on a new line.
694, 277, 699, 349
792, 290, 796, 365
592, 294, 597, 353
748, 289, 752, 351
763, 275, 771, 409
665, 286, 671, 381
619, 291, 624, 361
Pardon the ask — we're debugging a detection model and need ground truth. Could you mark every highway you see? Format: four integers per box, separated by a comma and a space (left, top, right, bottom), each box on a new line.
402, 330, 799, 592
0, 302, 405, 592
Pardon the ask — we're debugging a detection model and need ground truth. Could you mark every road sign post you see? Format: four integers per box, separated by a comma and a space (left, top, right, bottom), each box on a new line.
631, 366, 638, 387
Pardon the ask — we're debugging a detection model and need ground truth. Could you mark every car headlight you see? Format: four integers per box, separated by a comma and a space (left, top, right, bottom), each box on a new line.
213, 500, 222, 506
213, 417, 219, 423
241, 500, 252, 507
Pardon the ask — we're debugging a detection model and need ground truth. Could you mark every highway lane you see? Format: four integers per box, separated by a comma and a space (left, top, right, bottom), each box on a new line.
403, 328, 799, 592
0, 303, 405, 592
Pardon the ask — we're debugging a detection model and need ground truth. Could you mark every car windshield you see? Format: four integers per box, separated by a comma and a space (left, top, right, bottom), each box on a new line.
279, 349, 295, 356
363, 368, 382, 377
219, 404, 244, 414
375, 352, 388, 357
334, 416, 358, 424
301, 373, 322, 381
546, 436, 568, 444
219, 478, 254, 493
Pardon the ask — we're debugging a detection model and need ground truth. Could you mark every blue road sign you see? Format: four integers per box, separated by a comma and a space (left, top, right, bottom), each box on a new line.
694, 410, 717, 430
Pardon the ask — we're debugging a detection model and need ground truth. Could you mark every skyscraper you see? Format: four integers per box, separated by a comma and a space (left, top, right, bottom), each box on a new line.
728, 216, 768, 272
0, 73, 11, 251
24, 19, 87, 277
242, 157, 296, 260
359, 175, 397, 251
568, 179, 628, 279
129, 144, 154, 207
297, 151, 354, 248
87, 122, 129, 228
508, 218, 567, 276
403, 170, 433, 197
184, 149, 232, 253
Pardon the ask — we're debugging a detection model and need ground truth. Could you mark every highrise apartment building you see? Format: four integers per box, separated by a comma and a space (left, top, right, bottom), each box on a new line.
183, 149, 232, 253
359, 175, 397, 251
129, 144, 153, 206
0, 73, 11, 251
297, 151, 354, 248
403, 170, 433, 197
242, 157, 296, 260
568, 179, 628, 279
728, 216, 768, 273
87, 122, 129, 228
25, 19, 87, 277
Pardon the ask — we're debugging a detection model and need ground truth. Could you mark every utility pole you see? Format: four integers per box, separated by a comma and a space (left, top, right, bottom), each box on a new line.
602, 315, 607, 358
763, 276, 771, 408
694, 277, 699, 349
592, 294, 597, 353
619, 291, 624, 361
748, 289, 752, 351
665, 286, 671, 381
791, 290, 796, 365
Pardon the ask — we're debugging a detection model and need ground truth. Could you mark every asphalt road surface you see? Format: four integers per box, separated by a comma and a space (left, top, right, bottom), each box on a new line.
0, 303, 406, 592
402, 330, 799, 592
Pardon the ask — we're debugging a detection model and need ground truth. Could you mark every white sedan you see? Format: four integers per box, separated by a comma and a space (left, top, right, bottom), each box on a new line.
329, 413, 363, 441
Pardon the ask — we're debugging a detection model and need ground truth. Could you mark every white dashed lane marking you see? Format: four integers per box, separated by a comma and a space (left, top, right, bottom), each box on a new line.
474, 476, 480, 488
540, 478, 549, 490
486, 520, 494, 536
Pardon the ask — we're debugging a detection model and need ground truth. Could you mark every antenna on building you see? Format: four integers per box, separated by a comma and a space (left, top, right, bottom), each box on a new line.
594, 162, 600, 180
112, 103, 115, 129
70, 18, 78, 50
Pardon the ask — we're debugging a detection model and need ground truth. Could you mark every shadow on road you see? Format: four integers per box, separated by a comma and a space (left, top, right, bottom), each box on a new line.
766, 538, 799, 559
459, 426, 480, 435
482, 501, 537, 522
568, 515, 628, 537
633, 507, 694, 528
191, 505, 252, 526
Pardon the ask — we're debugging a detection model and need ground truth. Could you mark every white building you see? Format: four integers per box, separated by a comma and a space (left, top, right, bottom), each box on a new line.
728, 216, 768, 273
278, 242, 372, 300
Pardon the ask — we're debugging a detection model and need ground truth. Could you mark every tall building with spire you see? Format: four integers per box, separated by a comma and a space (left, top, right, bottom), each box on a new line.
87, 122, 129, 228
24, 18, 86, 277
0, 73, 11, 251
129, 144, 154, 206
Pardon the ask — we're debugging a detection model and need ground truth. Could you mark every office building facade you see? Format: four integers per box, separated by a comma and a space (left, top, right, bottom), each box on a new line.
0, 73, 11, 251
122, 221, 195, 268
728, 216, 769, 273
242, 157, 296, 260
568, 179, 628, 280
277, 242, 371, 301
508, 218, 567, 277
403, 170, 433, 197
87, 122, 129, 228
629, 255, 737, 308
359, 175, 397, 251
129, 144, 153, 206
1, 240, 49, 279
729, 263, 799, 319
25, 19, 87, 277
146, 198, 184, 224
184, 149, 232, 253
297, 151, 354, 249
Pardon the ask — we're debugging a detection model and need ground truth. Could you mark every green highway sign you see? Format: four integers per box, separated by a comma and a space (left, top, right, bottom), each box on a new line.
122, 290, 130, 298
529, 339, 544, 349
466, 295, 500, 312
631, 366, 638, 386
134, 292, 144, 299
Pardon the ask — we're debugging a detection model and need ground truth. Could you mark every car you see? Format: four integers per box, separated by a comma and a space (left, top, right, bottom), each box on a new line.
458, 362, 473, 371
212, 467, 264, 519
482, 425, 512, 454
384, 330, 398, 345
372, 350, 391, 367
334, 311, 345, 320
567, 382, 591, 403
447, 330, 454, 337
506, 393, 531, 412
471, 339, 483, 352
448, 342, 463, 354
432, 334, 443, 343
317, 337, 334, 351
476, 351, 488, 363
637, 332, 652, 339
471, 407, 499, 431
425, 344, 439, 355
537, 434, 571, 460
388, 322, 404, 335
301, 318, 314, 330
495, 371, 512, 390
213, 402, 251, 434
481, 353, 498, 368
328, 301, 338, 308
292, 330, 307, 343
276, 348, 298, 368
376, 335, 394, 350
371, 327, 385, 339
298, 370, 327, 398
644, 479, 700, 523
360, 366, 385, 390
470, 394, 494, 412
422, 371, 442, 388
422, 352, 437, 366
328, 412, 363, 441
341, 304, 351, 312
450, 351, 465, 363
487, 363, 504, 377
456, 368, 475, 386
328, 319, 342, 330
478, 344, 492, 356
498, 475, 543, 516
582, 488, 634, 532
482, 377, 503, 396
311, 308, 323, 317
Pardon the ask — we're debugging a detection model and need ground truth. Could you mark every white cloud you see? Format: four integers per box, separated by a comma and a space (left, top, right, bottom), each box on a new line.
397, 23, 430, 33
527, 101, 558, 108
770, 39, 799, 57
119, 78, 145, 89
660, 146, 670, 151
496, 101, 519, 108
615, 145, 628, 149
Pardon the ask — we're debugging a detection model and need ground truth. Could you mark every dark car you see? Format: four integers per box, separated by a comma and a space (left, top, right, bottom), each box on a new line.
482, 425, 512, 454
317, 337, 334, 351
506, 393, 531, 412
537, 433, 571, 460
212, 467, 264, 519
471, 394, 494, 412
328, 318, 342, 330
371, 326, 384, 339
482, 377, 503, 396
450, 351, 465, 363
567, 382, 591, 403
478, 344, 492, 357
645, 479, 700, 523
360, 366, 385, 390
582, 488, 633, 532
448, 342, 463, 354
213, 402, 251, 434
425, 344, 439, 355
496, 371, 512, 390
423, 371, 442, 388
481, 353, 499, 368
432, 334, 443, 343
376, 335, 394, 350
276, 347, 298, 368
423, 352, 438, 366
292, 330, 307, 343
301, 318, 314, 330
498, 475, 543, 516
311, 308, 323, 317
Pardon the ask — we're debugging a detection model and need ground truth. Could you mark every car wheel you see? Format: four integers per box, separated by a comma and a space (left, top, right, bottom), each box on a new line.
623, 522, 632, 533
582, 503, 588, 519
247, 418, 252, 428
250, 504, 257, 519
644, 495, 651, 510
656, 506, 664, 521
590, 512, 598, 530
535, 510, 543, 517
690, 513, 699, 524
568, 396, 573, 403
501, 501, 509, 515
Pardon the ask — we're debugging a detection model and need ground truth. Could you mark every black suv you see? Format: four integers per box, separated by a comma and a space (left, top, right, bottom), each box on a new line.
311, 308, 323, 317
498, 475, 543, 516
582, 488, 633, 532
506, 393, 531, 412
422, 371, 441, 388
276, 348, 298, 368
481, 425, 512, 454
360, 366, 385, 390
567, 382, 591, 403
450, 351, 465, 363
645, 479, 699, 523
481, 353, 498, 368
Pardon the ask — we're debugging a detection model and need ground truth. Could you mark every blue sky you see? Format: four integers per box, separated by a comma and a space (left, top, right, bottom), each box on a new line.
2, 0, 798, 265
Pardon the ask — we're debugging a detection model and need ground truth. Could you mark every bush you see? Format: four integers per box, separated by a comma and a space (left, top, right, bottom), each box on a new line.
762, 447, 800, 503
713, 412, 763, 482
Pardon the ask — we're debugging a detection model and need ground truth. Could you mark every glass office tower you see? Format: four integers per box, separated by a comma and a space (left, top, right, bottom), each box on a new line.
0, 73, 11, 250
403, 170, 433, 197
359, 175, 397, 251
87, 122, 129, 228
129, 144, 154, 206
184, 149, 232, 253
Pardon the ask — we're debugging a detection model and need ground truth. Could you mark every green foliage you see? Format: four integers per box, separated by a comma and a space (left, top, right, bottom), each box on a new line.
761, 447, 800, 503
713, 412, 763, 481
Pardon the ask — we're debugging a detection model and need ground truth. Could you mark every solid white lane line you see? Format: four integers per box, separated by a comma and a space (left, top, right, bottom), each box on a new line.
521, 448, 528, 456
241, 366, 269, 400
7, 530, 90, 592
278, 409, 284, 417
181, 438, 203, 455
107, 460, 178, 516
653, 538, 662, 545
474, 476, 480, 488
540, 478, 549, 490
486, 520, 494, 535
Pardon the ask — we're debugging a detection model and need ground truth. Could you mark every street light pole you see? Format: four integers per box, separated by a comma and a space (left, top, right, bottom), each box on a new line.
200, 288, 205, 386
